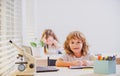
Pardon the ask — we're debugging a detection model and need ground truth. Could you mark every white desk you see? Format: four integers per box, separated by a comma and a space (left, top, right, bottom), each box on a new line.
35, 55, 120, 76
34, 65, 120, 76
35, 54, 62, 66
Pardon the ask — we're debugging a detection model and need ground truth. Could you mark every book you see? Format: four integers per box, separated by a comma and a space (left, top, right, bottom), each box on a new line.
69, 66, 93, 69
36, 66, 59, 72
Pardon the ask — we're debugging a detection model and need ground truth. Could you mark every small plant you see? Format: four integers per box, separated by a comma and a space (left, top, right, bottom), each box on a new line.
30, 38, 44, 48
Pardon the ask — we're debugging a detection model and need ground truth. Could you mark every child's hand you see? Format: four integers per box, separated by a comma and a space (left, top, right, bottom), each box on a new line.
72, 60, 83, 66
82, 60, 90, 66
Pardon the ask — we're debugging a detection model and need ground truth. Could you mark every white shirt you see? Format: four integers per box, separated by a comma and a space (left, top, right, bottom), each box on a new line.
60, 53, 95, 62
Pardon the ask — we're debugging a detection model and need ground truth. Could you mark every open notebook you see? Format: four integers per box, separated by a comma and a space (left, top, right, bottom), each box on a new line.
22, 46, 59, 72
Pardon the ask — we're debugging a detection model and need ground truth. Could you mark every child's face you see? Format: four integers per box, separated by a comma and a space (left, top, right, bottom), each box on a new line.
69, 38, 83, 54
46, 36, 54, 45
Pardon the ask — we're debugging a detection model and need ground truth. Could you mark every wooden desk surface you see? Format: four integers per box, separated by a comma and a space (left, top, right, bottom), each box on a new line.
34, 65, 120, 76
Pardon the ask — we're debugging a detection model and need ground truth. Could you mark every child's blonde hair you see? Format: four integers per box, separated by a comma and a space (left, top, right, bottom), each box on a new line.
64, 31, 89, 56
41, 29, 59, 48
41, 29, 59, 42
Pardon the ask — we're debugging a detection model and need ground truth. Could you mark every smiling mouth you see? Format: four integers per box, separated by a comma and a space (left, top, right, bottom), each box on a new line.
73, 48, 79, 50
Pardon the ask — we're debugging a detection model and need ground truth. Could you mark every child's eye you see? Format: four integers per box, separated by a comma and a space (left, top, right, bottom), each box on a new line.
71, 42, 74, 44
77, 41, 81, 44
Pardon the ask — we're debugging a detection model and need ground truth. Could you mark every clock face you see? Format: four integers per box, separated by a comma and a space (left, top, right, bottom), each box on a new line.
18, 64, 25, 71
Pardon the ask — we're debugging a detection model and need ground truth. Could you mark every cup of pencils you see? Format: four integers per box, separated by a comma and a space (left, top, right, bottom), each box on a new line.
94, 55, 116, 74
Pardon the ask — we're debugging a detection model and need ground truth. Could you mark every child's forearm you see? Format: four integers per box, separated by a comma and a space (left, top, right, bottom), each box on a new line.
56, 60, 74, 67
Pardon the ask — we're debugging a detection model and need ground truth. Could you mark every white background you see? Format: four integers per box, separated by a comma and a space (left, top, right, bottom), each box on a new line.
22, 0, 120, 55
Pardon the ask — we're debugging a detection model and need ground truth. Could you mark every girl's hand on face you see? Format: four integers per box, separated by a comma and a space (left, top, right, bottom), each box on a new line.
52, 40, 58, 45
46, 36, 54, 45
47, 36, 58, 46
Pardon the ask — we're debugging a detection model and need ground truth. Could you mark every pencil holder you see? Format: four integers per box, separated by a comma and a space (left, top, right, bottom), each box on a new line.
94, 60, 116, 74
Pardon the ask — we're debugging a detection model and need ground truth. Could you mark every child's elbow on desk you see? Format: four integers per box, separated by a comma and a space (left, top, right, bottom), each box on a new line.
55, 59, 72, 67
55, 59, 67, 67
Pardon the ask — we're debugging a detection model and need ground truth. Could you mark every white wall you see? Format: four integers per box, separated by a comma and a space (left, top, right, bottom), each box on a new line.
22, 0, 38, 45
23, 0, 120, 55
